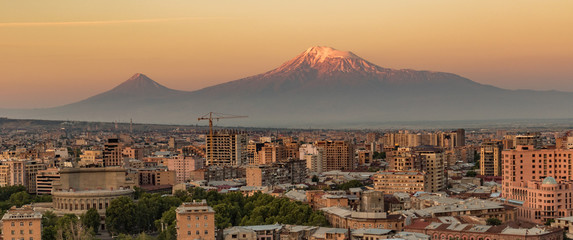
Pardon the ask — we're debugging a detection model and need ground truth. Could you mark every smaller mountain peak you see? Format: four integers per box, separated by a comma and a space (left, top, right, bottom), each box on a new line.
112, 73, 168, 93
303, 46, 360, 62
127, 73, 152, 82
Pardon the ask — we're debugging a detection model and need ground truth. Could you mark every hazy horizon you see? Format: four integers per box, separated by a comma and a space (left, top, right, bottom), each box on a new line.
1, 1, 573, 108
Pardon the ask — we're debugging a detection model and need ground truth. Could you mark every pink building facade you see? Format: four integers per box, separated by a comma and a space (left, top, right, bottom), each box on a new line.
167, 156, 204, 183
502, 145, 573, 224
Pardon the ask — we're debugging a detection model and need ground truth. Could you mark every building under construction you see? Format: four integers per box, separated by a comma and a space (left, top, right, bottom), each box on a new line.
205, 130, 247, 166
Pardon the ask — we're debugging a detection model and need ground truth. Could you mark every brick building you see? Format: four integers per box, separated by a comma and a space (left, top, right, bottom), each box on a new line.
176, 200, 215, 240
1, 206, 42, 240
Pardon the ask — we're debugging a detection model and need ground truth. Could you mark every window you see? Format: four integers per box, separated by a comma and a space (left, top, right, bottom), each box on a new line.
11, 222, 14, 226
11, 230, 15, 235
187, 216, 190, 220
204, 215, 208, 220
20, 222, 24, 226
29, 222, 33, 226
29, 230, 32, 234
205, 230, 209, 235
187, 231, 191, 235
196, 230, 200, 235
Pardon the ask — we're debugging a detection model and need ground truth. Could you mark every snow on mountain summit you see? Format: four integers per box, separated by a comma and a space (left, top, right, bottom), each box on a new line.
303, 46, 360, 63
268, 46, 387, 76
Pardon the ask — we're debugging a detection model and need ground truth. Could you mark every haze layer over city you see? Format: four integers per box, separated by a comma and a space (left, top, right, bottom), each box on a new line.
1, 1, 573, 240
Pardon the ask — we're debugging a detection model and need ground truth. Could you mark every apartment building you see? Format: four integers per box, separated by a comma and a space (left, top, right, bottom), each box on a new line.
176, 200, 216, 240
315, 141, 354, 171
373, 171, 428, 194
502, 145, 573, 224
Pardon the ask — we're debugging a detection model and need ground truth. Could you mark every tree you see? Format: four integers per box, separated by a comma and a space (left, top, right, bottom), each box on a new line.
465, 171, 477, 177
545, 218, 555, 226
155, 207, 176, 240
56, 214, 95, 240
57, 221, 95, 240
133, 187, 144, 200
9, 191, 32, 207
106, 196, 138, 235
81, 208, 100, 234
373, 151, 386, 159
486, 217, 502, 226
311, 175, 319, 182
42, 211, 58, 240
0, 185, 26, 202
336, 180, 364, 190
174, 190, 191, 202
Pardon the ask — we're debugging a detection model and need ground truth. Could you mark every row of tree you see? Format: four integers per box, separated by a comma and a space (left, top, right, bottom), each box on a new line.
105, 192, 183, 236
187, 188, 329, 228
104, 188, 329, 239
0, 186, 52, 218
42, 208, 100, 240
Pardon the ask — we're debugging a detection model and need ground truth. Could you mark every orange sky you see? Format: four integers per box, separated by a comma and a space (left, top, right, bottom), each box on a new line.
1, 0, 572, 108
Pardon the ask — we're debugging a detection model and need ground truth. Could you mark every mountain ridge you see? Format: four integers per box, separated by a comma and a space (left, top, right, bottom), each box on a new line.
2, 46, 573, 128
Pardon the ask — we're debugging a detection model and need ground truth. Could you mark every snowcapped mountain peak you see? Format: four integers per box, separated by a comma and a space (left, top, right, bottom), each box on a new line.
268, 46, 386, 76
303, 46, 360, 63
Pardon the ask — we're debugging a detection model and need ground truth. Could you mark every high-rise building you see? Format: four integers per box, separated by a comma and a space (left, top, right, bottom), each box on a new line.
0, 160, 46, 193
176, 200, 215, 240
388, 147, 422, 171
417, 147, 445, 192
480, 140, 503, 176
357, 150, 372, 165
1, 206, 42, 240
205, 132, 247, 166
167, 156, 203, 184
137, 168, 176, 186
103, 138, 124, 167
366, 133, 379, 144
315, 141, 354, 171
456, 129, 466, 147
245, 160, 307, 186
514, 135, 541, 148
502, 145, 573, 224
257, 143, 288, 164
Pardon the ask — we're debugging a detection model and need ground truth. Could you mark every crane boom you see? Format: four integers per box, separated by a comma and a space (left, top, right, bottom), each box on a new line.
198, 112, 247, 165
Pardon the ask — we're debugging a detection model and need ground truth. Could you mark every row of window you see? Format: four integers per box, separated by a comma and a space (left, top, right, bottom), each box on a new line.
187, 230, 209, 235
8, 230, 33, 235
10, 222, 33, 226
186, 215, 209, 220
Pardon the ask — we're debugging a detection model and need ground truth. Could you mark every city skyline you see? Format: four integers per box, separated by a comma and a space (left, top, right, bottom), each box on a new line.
1, 1, 573, 108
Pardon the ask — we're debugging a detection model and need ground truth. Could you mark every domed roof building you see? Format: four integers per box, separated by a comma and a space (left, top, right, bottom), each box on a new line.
542, 176, 558, 185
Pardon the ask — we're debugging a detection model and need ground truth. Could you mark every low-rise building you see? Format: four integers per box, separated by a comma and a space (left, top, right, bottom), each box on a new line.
406, 220, 563, 240
1, 205, 42, 240
373, 171, 428, 194
35, 167, 60, 195
321, 206, 405, 231
176, 200, 216, 240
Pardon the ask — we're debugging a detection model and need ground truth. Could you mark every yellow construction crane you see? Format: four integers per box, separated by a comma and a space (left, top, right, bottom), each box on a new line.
198, 112, 247, 165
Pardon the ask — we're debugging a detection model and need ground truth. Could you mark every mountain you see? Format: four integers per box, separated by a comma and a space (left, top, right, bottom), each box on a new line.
3, 46, 573, 128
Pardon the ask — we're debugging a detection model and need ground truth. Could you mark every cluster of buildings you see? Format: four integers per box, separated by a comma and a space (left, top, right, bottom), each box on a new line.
4, 124, 573, 239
